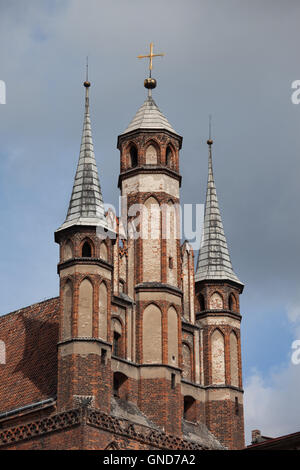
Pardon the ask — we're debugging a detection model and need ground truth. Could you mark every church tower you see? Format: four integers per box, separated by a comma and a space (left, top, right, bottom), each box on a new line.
195, 138, 245, 449
54, 77, 115, 413
116, 45, 183, 434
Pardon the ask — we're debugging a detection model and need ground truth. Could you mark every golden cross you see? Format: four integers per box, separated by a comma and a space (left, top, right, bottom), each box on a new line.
137, 42, 164, 75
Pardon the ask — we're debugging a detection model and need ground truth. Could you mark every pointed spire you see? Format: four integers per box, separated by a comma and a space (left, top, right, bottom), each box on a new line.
56, 73, 107, 232
195, 135, 243, 286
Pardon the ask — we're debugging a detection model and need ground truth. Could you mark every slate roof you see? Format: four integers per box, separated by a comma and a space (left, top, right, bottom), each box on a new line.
121, 93, 177, 135
195, 143, 243, 286
56, 84, 108, 232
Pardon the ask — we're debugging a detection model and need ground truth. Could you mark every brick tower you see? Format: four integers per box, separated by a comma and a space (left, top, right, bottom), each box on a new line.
117, 75, 183, 435
194, 138, 245, 449
54, 78, 115, 413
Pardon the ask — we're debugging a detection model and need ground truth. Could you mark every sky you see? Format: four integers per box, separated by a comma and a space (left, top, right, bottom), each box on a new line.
1, 0, 300, 444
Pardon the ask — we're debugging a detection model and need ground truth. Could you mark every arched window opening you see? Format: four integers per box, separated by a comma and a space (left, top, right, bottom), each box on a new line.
112, 317, 123, 358
82, 241, 92, 257
166, 145, 173, 168
129, 145, 138, 168
113, 372, 128, 399
183, 396, 197, 423
113, 332, 121, 357
229, 293, 236, 312
198, 293, 205, 312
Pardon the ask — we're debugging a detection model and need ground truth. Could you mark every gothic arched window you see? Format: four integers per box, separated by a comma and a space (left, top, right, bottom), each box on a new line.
82, 241, 92, 257
198, 293, 205, 312
166, 145, 173, 168
129, 145, 138, 168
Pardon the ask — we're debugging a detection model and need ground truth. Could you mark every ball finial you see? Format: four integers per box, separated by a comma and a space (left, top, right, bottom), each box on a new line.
84, 80, 91, 88
207, 139, 213, 146
144, 77, 157, 89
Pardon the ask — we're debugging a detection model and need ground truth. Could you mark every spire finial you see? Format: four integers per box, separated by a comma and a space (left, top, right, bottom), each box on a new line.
207, 114, 213, 146
84, 56, 90, 88
137, 42, 164, 95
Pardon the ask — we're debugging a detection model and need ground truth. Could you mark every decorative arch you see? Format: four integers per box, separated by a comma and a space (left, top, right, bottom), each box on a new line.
229, 293, 237, 312
210, 291, 223, 310
62, 280, 73, 340
230, 330, 239, 387
145, 142, 158, 165
182, 343, 192, 381
142, 197, 161, 282
99, 281, 108, 341
78, 278, 93, 337
211, 328, 225, 384
63, 239, 73, 261
167, 306, 179, 366
162, 200, 178, 287
142, 304, 162, 364
100, 241, 108, 262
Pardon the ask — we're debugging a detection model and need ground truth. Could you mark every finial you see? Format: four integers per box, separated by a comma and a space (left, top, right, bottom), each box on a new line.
137, 42, 164, 92
84, 56, 91, 88
207, 114, 213, 146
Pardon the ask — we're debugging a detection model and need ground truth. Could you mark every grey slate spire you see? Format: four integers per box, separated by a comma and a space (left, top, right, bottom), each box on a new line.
121, 92, 178, 136
56, 79, 108, 232
195, 140, 243, 286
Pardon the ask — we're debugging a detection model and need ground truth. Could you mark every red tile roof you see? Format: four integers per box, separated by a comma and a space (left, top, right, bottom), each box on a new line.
0, 297, 59, 413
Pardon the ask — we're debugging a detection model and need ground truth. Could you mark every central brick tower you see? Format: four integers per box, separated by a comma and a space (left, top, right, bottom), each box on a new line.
117, 77, 183, 434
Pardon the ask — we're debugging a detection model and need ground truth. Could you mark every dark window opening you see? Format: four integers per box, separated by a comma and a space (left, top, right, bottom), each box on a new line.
82, 241, 92, 257
113, 332, 121, 357
235, 397, 239, 416
169, 257, 173, 269
101, 349, 107, 365
183, 396, 197, 422
198, 293, 205, 312
130, 146, 138, 168
166, 145, 172, 167
171, 373, 176, 389
113, 372, 128, 399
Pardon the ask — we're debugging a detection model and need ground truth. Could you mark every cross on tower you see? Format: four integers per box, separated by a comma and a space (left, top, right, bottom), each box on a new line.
137, 42, 164, 77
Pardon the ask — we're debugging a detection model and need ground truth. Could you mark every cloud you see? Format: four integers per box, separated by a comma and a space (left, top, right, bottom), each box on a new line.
244, 301, 300, 445
244, 363, 300, 445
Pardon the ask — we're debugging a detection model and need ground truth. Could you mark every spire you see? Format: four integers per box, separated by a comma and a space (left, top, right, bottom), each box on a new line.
122, 94, 178, 136
56, 73, 108, 232
195, 136, 243, 286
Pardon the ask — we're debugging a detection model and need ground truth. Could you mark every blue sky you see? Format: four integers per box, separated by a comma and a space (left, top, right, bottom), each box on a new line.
1, 0, 300, 443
